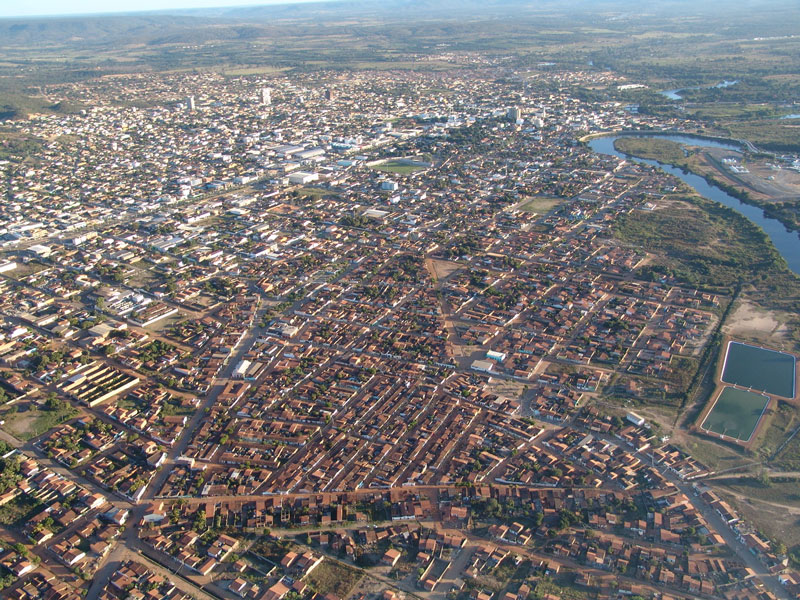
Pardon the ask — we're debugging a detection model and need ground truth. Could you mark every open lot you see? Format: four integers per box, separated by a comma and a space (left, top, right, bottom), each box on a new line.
304, 558, 363, 598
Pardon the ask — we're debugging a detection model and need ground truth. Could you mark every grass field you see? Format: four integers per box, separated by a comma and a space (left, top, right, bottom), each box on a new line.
517, 196, 563, 215
372, 159, 429, 175
751, 399, 799, 459
721, 341, 796, 398
0, 402, 78, 441
219, 66, 289, 76
613, 137, 687, 165
722, 490, 800, 557
717, 476, 800, 507
677, 435, 751, 472
296, 187, 334, 199
701, 386, 769, 442
0, 494, 43, 526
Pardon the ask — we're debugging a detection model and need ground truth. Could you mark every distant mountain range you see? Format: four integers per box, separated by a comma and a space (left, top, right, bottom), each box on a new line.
1, 0, 794, 49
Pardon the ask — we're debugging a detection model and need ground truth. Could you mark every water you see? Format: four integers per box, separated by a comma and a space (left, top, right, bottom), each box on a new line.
658, 80, 738, 101
721, 341, 796, 398
780, 114, 800, 120
661, 89, 683, 100
588, 133, 800, 275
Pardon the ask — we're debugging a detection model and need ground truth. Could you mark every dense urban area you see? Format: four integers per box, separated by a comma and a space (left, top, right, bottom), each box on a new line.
0, 3, 800, 600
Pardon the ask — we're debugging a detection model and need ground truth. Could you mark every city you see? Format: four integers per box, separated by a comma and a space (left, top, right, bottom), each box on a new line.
0, 3, 799, 600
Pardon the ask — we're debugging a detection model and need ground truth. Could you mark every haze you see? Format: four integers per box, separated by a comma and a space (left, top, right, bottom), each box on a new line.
0, 0, 330, 19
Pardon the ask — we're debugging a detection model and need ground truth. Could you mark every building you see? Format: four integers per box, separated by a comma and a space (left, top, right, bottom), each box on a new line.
186, 95, 196, 112
288, 171, 319, 186
507, 106, 521, 121
382, 548, 402, 567
261, 87, 272, 106
471, 359, 494, 374
626, 412, 645, 427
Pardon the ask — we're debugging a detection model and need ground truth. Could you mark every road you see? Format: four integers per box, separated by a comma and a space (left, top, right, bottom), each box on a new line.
84, 295, 273, 600
562, 421, 792, 600
436, 544, 476, 597
86, 540, 224, 600
635, 450, 791, 599
1, 156, 791, 600
136, 295, 270, 502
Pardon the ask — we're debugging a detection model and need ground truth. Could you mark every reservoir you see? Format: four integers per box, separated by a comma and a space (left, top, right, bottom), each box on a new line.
587, 133, 800, 275
720, 341, 796, 399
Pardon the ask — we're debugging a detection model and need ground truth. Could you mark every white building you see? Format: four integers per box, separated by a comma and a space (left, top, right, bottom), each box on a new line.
288, 171, 319, 185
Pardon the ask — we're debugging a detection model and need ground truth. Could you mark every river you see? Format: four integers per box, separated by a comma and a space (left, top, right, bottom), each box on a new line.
587, 133, 800, 275
659, 80, 739, 101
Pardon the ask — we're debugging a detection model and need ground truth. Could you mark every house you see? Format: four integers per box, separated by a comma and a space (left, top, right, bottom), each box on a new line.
382, 548, 402, 567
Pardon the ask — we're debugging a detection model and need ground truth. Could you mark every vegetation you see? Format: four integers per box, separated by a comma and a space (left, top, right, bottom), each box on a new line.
139, 340, 178, 363
724, 120, 800, 153
614, 136, 800, 234
533, 577, 589, 600
614, 137, 687, 164
0, 130, 45, 162
0, 94, 83, 121
717, 476, 800, 507
372, 159, 428, 175
517, 196, 563, 215
774, 424, 800, 471
1, 401, 78, 441
614, 194, 787, 290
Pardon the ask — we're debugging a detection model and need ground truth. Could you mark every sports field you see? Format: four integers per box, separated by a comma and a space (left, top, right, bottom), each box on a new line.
700, 386, 769, 442
372, 159, 429, 174
720, 341, 796, 399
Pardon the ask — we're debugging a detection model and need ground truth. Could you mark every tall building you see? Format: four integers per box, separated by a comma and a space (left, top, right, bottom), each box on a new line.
507, 106, 521, 121
325, 88, 335, 101
186, 95, 196, 112
261, 87, 272, 106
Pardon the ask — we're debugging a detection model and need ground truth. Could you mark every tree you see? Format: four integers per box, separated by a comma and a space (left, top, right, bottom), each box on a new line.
532, 511, 544, 527
45, 395, 65, 412
557, 509, 579, 531
758, 470, 772, 488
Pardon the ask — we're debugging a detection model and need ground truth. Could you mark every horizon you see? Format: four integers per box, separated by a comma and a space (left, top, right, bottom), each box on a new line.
0, 0, 336, 19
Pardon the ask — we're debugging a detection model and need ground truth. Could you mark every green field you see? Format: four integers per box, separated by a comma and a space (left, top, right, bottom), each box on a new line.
372, 159, 429, 175
517, 196, 563, 215
0, 401, 78, 441
701, 386, 769, 442
613, 137, 687, 165
721, 341, 796, 398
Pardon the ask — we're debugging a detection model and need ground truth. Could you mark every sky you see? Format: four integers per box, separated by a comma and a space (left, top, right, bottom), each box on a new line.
0, 0, 332, 19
